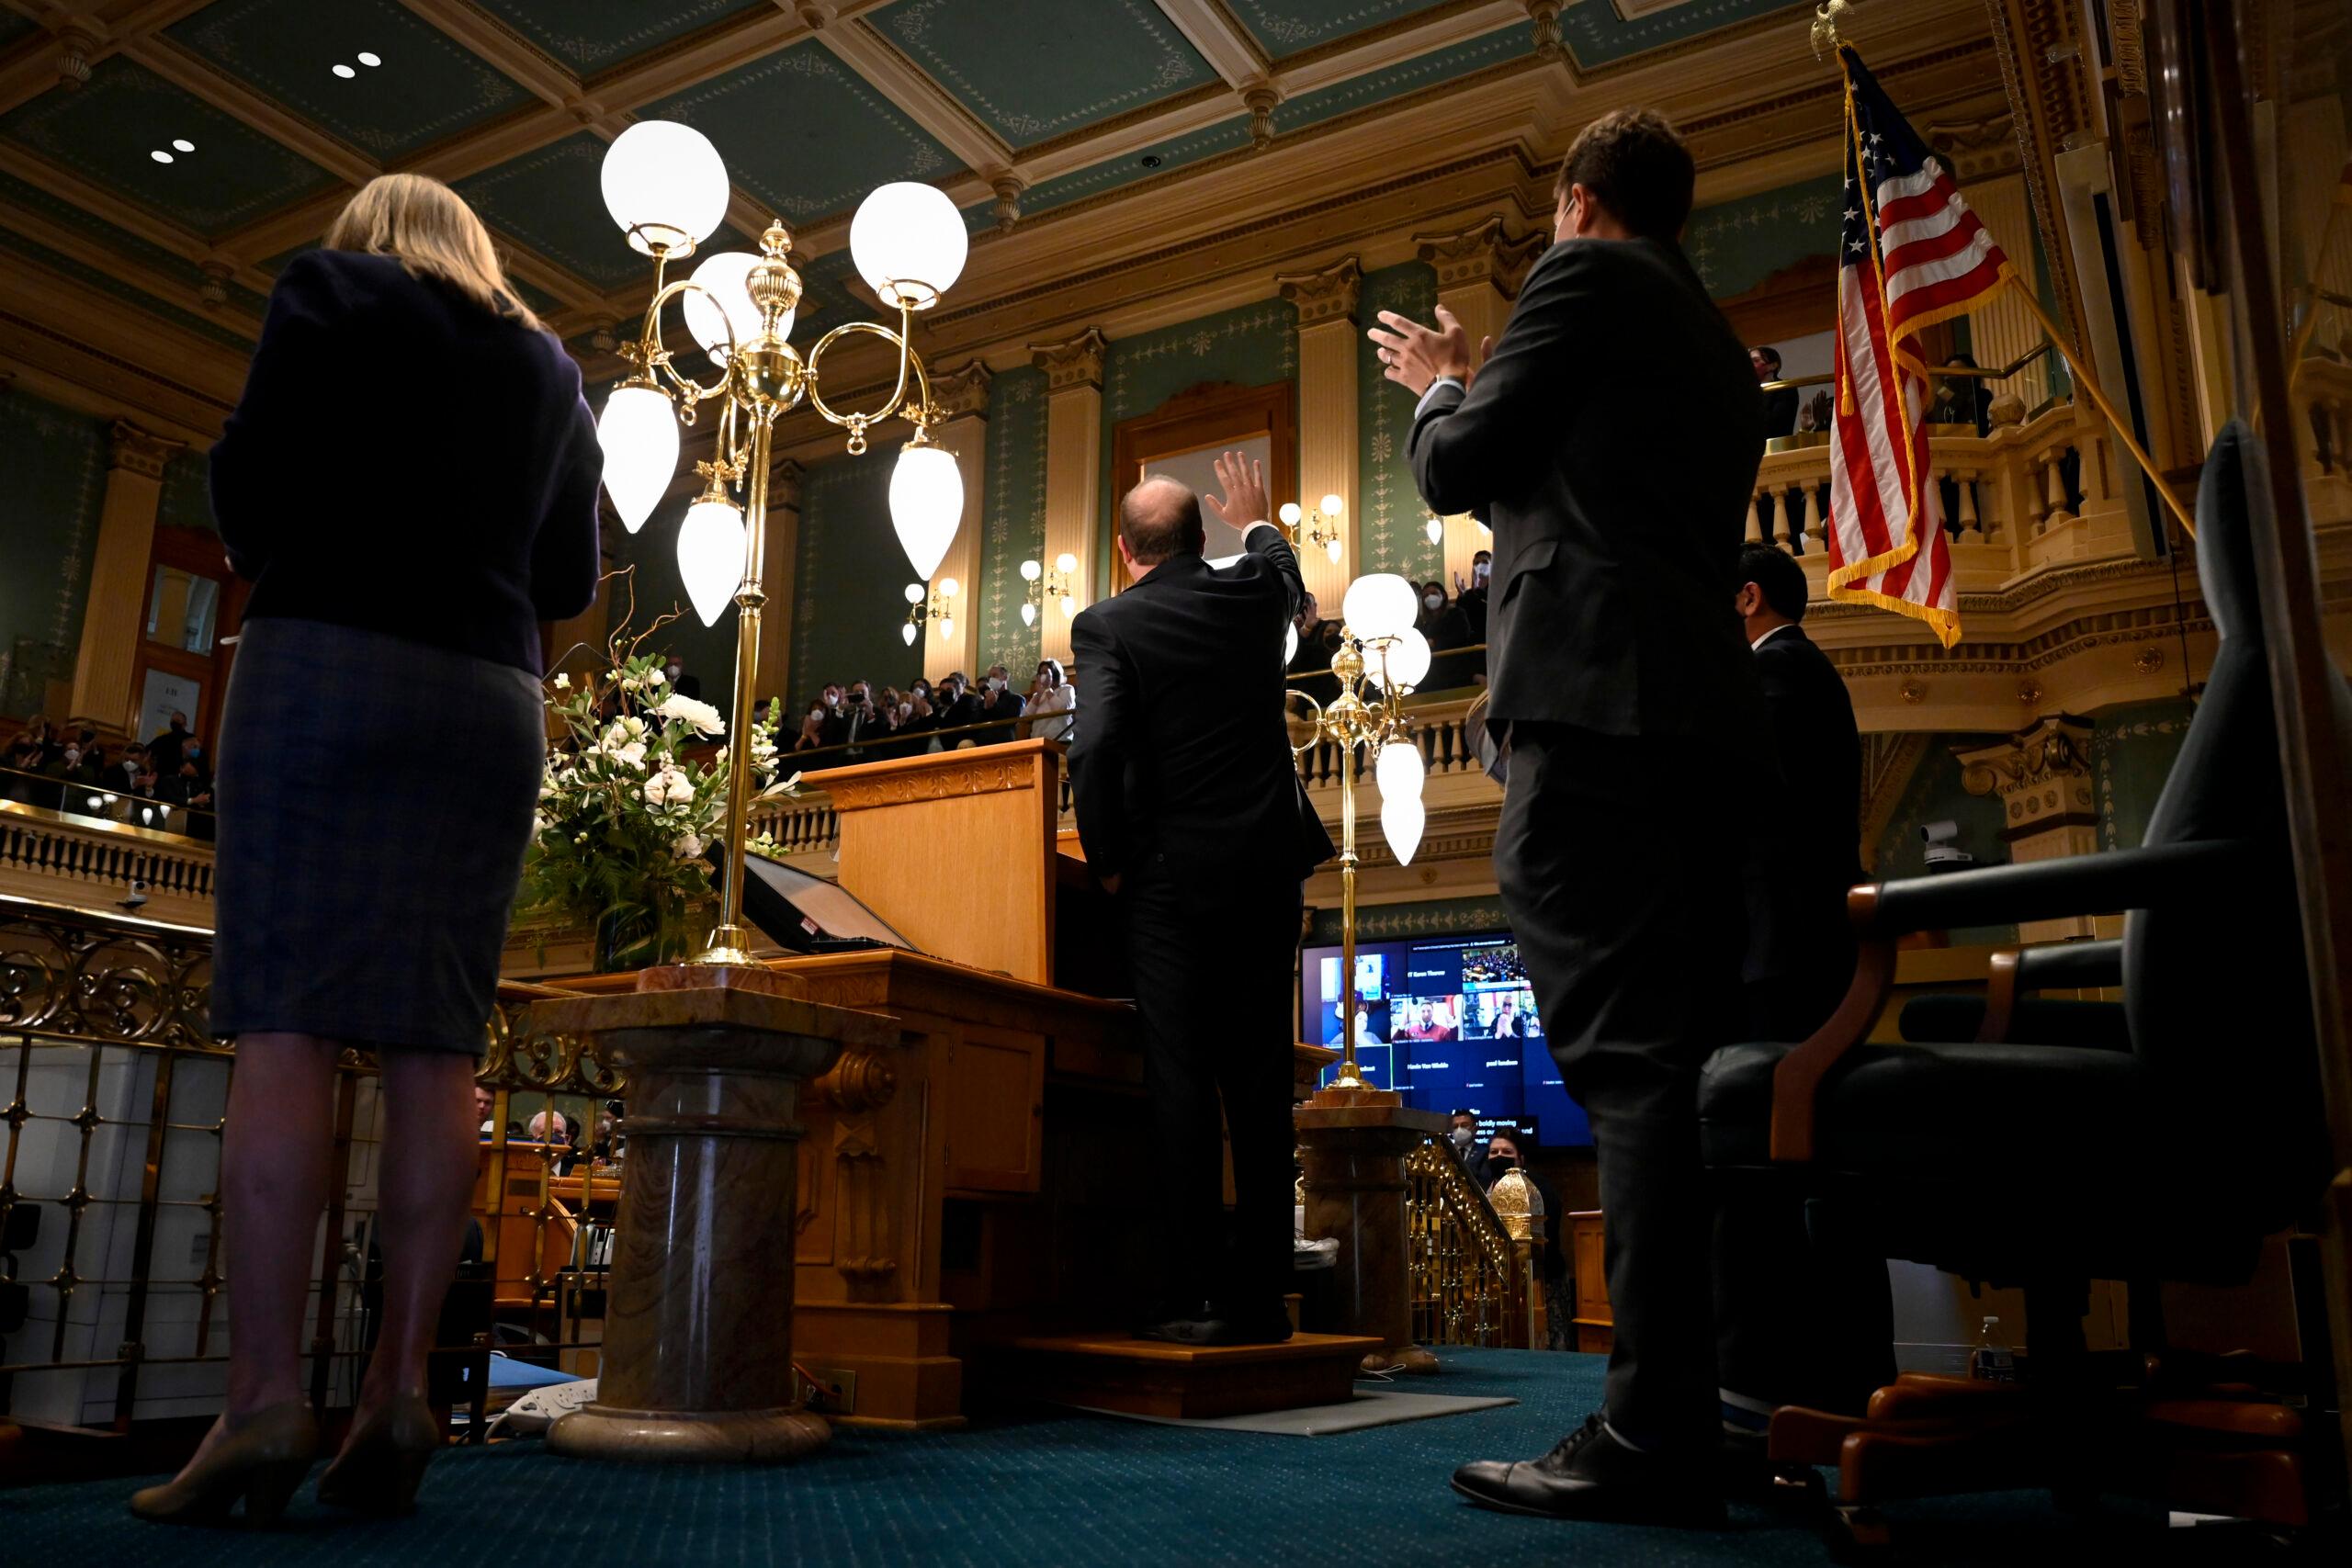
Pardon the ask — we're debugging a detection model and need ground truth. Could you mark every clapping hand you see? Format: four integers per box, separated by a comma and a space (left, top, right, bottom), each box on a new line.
1367, 305, 1490, 397
1203, 450, 1270, 531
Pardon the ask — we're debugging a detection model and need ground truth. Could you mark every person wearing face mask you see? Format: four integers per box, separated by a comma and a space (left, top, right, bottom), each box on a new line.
1416, 580, 1470, 689
147, 710, 192, 777
1446, 1110, 1491, 1185
840, 680, 880, 760
1021, 659, 1076, 745
977, 664, 1023, 737
1483, 1128, 1571, 1348
1453, 548, 1494, 649
816, 683, 849, 748
934, 673, 985, 739
793, 703, 827, 753
660, 653, 700, 701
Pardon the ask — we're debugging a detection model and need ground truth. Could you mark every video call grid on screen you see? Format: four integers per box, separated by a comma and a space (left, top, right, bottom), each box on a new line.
1303, 931, 1591, 1147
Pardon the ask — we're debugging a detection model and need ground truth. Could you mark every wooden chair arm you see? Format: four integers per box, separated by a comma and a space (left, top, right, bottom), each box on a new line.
1770, 886, 1896, 1163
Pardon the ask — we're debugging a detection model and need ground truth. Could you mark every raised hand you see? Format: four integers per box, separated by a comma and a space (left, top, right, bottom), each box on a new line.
1367, 303, 1475, 396
1203, 449, 1270, 530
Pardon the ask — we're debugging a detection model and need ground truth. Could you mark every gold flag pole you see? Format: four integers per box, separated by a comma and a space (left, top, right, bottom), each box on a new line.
2002, 279, 2199, 541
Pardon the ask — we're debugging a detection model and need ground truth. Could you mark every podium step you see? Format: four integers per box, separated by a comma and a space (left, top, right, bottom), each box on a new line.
998, 1331, 1385, 1420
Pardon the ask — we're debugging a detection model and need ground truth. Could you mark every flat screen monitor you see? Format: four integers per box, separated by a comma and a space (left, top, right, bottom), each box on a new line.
1300, 928, 1589, 1147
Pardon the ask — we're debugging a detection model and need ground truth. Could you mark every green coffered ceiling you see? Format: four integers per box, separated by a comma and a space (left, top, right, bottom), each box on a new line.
0, 0, 1818, 363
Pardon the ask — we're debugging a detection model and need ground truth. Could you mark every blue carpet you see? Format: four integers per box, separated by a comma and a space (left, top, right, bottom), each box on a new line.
4, 1351, 2269, 1565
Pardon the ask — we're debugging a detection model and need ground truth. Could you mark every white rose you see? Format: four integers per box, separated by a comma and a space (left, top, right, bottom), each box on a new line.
672, 832, 707, 861
622, 716, 648, 740
646, 669, 667, 686
614, 740, 648, 770
531, 812, 547, 836
643, 765, 694, 807
552, 672, 571, 690
655, 693, 726, 738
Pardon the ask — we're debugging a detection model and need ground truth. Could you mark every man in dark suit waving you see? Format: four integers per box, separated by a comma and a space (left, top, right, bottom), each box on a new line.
1372, 108, 1768, 1524
1070, 454, 1334, 1347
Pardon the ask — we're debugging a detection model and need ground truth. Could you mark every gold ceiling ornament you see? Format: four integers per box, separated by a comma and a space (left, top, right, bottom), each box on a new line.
1289, 574, 1432, 1092
593, 121, 969, 966
1525, 3, 1565, 63
1245, 85, 1282, 151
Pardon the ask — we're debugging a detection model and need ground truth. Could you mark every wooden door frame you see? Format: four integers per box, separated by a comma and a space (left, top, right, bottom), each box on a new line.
1107, 379, 1296, 593
127, 525, 247, 751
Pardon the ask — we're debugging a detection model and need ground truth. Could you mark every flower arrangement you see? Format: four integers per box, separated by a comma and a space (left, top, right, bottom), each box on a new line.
522, 587, 795, 971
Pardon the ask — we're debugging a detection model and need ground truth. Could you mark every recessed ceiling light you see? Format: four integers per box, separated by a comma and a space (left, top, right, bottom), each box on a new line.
332, 62, 356, 79
172, 138, 194, 152
1138, 152, 1163, 168
151, 150, 174, 164
357, 51, 381, 67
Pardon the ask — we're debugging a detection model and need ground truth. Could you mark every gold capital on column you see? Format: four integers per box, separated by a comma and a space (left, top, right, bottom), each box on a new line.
1030, 327, 1107, 392
1276, 255, 1362, 327
109, 420, 185, 480
771, 456, 806, 510
929, 358, 994, 421
1414, 216, 1547, 299
1957, 714, 2100, 938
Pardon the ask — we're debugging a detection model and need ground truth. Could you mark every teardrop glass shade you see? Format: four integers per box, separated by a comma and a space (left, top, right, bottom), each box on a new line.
1284, 621, 1298, 664
598, 385, 679, 533
1375, 739, 1425, 801
676, 496, 747, 626
901, 621, 917, 647
1382, 791, 1425, 867
890, 443, 963, 581
1021, 602, 1036, 627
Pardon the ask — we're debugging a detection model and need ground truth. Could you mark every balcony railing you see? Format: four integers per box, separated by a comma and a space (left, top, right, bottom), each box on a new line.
1404, 1135, 1540, 1348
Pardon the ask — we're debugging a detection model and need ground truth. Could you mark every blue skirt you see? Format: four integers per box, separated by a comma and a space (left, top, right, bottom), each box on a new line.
209, 617, 545, 1054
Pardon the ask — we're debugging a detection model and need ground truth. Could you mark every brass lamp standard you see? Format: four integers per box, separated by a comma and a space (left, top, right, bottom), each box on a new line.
1287, 573, 1432, 1092
596, 121, 968, 966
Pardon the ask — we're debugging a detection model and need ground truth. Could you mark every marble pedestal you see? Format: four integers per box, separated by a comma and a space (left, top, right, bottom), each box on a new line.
1294, 1089, 1450, 1374
525, 965, 899, 1463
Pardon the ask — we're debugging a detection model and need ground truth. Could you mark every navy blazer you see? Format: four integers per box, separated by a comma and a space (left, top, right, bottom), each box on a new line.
1408, 237, 1767, 743
1068, 527, 1334, 885
211, 250, 603, 675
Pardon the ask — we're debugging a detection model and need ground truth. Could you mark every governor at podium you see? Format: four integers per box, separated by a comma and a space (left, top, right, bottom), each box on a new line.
1069, 453, 1335, 1348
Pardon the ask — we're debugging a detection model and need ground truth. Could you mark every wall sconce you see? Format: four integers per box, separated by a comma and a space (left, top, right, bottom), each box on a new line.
1279, 494, 1345, 562
1021, 553, 1079, 624
902, 576, 957, 647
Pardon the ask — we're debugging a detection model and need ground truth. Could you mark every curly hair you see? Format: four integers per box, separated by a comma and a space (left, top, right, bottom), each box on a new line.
1554, 108, 1697, 242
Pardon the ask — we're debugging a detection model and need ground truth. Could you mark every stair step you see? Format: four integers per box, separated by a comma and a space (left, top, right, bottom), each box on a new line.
997, 1331, 1385, 1420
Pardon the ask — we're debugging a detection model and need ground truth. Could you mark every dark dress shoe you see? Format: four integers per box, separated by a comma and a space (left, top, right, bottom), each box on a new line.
1450, 1411, 1728, 1529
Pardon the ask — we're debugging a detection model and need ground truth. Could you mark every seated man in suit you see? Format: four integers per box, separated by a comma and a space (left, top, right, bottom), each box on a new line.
1069, 453, 1334, 1345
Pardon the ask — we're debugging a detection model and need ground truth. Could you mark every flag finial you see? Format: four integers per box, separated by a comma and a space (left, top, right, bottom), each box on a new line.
1810, 0, 1852, 60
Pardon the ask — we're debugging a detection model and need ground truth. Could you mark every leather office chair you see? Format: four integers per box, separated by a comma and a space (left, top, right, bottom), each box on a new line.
1895, 937, 2130, 1054
1699, 423, 2343, 1540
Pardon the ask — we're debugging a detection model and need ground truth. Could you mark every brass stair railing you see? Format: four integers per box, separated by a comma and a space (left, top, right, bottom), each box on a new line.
1403, 1135, 1540, 1348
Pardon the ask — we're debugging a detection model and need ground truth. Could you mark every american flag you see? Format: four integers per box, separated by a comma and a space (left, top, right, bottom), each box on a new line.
1825, 48, 2012, 649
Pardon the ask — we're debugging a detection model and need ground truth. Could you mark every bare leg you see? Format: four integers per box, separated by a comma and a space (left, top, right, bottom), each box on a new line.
347, 1050, 478, 1429
220, 1032, 339, 1414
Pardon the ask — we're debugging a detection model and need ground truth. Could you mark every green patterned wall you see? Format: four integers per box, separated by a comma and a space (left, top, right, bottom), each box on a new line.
977, 366, 1048, 677
1099, 297, 1298, 550
1357, 261, 1442, 578
156, 451, 216, 536
2092, 697, 2196, 851
789, 451, 926, 704
604, 495, 738, 705
0, 388, 107, 718
1684, 174, 1842, 300
1306, 893, 1509, 949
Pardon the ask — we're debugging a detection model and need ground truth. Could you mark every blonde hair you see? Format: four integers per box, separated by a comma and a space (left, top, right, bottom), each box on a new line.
324, 173, 542, 332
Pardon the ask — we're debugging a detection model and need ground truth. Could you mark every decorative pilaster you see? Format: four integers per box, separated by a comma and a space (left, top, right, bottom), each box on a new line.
1030, 329, 1107, 665
752, 458, 804, 714
1414, 219, 1543, 589
1277, 256, 1363, 614
1958, 714, 2100, 942
925, 360, 992, 682
69, 421, 184, 733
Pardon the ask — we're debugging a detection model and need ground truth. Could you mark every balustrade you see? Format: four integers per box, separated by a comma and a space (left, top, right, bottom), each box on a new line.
1403, 1135, 1539, 1348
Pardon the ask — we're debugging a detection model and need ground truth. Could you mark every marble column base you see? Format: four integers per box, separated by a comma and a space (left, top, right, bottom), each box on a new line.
548, 1404, 831, 1464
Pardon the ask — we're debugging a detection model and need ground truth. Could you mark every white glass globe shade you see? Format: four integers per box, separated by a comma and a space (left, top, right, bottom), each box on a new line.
1375, 739, 1425, 802
938, 576, 957, 598
1020, 558, 1042, 581
676, 496, 746, 626
1321, 492, 1344, 515
601, 120, 729, 255
1021, 602, 1037, 627
1372, 626, 1433, 692
850, 181, 967, 308
900, 622, 917, 647
1342, 572, 1418, 641
597, 384, 679, 533
904, 581, 924, 604
684, 251, 778, 363
889, 443, 962, 581
1382, 791, 1425, 867
1056, 552, 1078, 573
1278, 502, 1302, 525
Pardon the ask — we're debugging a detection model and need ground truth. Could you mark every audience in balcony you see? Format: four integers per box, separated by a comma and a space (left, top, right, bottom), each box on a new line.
793, 702, 828, 753
1022, 659, 1076, 744
1934, 353, 1994, 435
661, 652, 701, 701
1752, 344, 1797, 437
147, 710, 194, 776
978, 665, 1023, 729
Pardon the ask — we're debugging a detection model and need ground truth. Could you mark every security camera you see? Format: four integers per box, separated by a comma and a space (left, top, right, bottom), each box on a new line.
1920, 820, 1973, 870
119, 880, 149, 911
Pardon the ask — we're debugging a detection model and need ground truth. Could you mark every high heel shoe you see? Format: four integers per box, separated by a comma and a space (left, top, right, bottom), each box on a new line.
316, 1393, 441, 1515
128, 1400, 317, 1526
